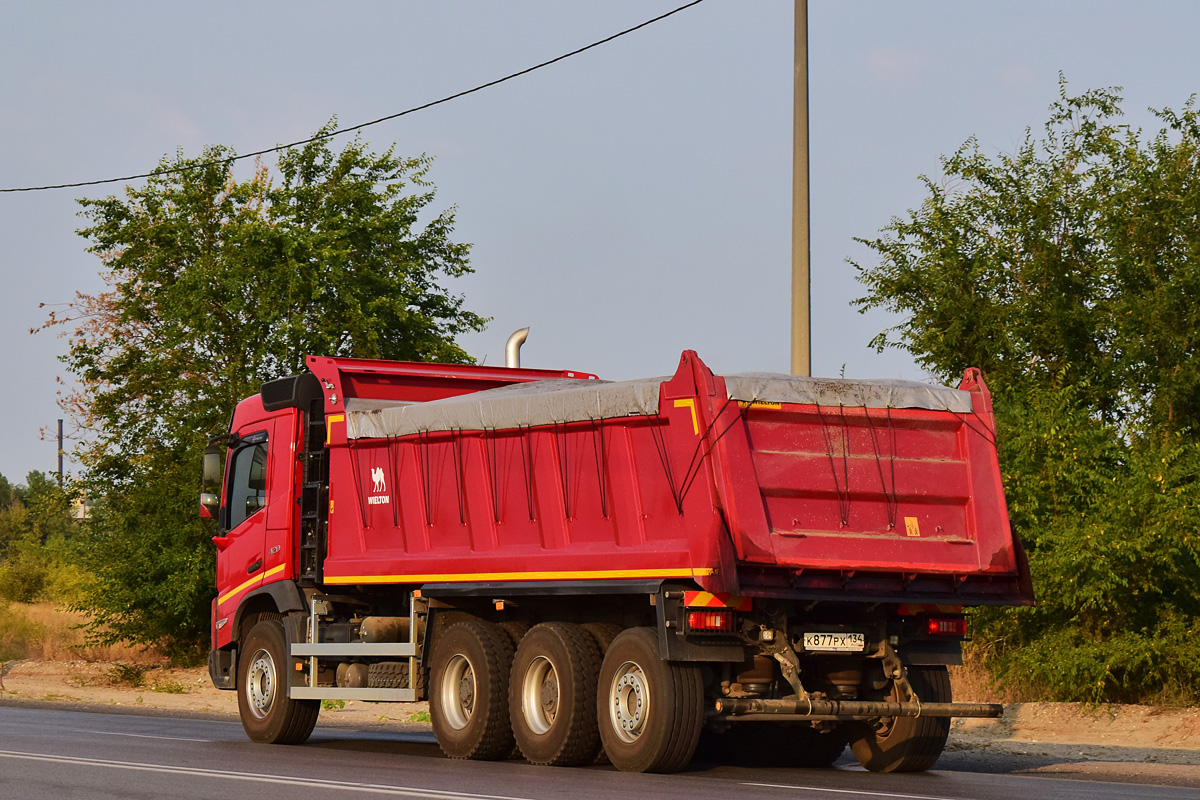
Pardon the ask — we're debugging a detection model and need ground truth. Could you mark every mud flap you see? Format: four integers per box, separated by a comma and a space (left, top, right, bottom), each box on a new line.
208, 647, 235, 690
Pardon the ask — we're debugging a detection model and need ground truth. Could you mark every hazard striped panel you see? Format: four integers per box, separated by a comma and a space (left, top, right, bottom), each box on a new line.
683, 591, 752, 611
896, 603, 963, 616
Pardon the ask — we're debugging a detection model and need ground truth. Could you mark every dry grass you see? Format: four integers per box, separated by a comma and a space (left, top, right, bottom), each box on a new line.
950, 644, 1034, 703
950, 661, 1003, 702
0, 602, 162, 663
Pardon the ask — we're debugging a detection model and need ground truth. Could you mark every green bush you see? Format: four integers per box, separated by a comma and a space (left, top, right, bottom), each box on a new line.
0, 546, 48, 604
971, 424, 1200, 704
0, 472, 89, 606
105, 663, 147, 687
151, 677, 187, 694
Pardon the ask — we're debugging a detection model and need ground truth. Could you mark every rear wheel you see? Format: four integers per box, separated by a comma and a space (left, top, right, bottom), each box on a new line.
429, 621, 515, 760
498, 621, 531, 649
581, 623, 625, 764
581, 622, 624, 654
848, 665, 951, 772
237, 619, 319, 745
597, 627, 703, 773
509, 622, 602, 766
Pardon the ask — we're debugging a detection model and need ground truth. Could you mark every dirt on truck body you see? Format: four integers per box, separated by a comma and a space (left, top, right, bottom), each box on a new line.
203, 349, 1033, 774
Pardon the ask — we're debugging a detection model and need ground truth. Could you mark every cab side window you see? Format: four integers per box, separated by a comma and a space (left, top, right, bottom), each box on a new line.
226, 437, 268, 529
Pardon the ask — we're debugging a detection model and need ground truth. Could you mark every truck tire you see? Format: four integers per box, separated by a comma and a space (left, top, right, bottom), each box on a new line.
498, 621, 531, 648
367, 661, 425, 695
596, 627, 703, 773
430, 621, 515, 760
508, 622, 603, 766
580, 623, 625, 765
237, 619, 319, 745
848, 665, 952, 773
581, 622, 624, 654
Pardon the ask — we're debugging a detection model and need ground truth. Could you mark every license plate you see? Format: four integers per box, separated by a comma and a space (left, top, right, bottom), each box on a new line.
802, 632, 866, 652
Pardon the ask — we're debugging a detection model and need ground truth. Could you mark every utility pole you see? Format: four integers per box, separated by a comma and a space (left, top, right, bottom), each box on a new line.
790, 0, 811, 377
57, 419, 64, 484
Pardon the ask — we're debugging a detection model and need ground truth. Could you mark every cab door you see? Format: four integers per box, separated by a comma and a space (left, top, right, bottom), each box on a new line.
215, 423, 274, 611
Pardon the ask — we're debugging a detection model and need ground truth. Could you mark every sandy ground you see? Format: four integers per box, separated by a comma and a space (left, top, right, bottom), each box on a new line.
947, 704, 1200, 786
5, 660, 1200, 785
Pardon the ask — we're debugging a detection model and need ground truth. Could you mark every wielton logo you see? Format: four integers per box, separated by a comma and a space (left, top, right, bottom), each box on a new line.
368, 467, 390, 506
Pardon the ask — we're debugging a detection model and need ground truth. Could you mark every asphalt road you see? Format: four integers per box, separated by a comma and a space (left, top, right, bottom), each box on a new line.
0, 705, 1197, 800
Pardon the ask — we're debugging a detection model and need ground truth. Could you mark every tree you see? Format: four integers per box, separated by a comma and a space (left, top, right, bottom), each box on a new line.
0, 471, 84, 605
856, 83, 1200, 434
854, 82, 1200, 703
47, 123, 487, 660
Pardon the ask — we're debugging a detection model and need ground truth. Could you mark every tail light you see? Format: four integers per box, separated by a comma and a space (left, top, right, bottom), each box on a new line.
687, 610, 733, 632
926, 617, 967, 636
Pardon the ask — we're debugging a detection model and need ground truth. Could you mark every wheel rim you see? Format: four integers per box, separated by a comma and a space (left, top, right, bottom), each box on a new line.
440, 653, 476, 731
246, 647, 277, 721
871, 674, 906, 741
520, 655, 559, 735
608, 660, 649, 743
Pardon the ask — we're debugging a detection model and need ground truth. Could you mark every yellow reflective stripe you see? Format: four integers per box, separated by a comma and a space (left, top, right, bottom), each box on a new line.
683, 590, 751, 610
323, 567, 714, 585
673, 399, 699, 435
217, 563, 285, 606
325, 414, 345, 445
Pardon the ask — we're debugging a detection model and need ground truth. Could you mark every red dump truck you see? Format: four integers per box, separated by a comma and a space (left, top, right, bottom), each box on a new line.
202, 348, 1033, 773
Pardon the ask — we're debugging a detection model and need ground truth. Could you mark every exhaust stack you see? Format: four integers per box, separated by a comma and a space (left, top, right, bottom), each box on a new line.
505, 327, 530, 369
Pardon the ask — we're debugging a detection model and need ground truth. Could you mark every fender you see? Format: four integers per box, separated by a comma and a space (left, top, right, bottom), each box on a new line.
231, 580, 307, 643
210, 582, 307, 692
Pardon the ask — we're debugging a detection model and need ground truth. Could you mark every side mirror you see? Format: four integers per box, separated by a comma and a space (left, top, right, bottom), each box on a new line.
200, 449, 224, 522
200, 492, 220, 519
202, 450, 223, 486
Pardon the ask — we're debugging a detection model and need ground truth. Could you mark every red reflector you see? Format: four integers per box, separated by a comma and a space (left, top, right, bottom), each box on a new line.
927, 617, 967, 636
687, 611, 733, 631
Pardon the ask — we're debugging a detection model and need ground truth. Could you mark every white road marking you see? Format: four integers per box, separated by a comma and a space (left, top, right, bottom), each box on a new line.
73, 730, 213, 742
743, 783, 960, 800
0, 750, 537, 800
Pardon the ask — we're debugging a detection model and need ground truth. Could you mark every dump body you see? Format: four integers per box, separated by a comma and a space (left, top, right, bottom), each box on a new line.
308, 350, 1030, 604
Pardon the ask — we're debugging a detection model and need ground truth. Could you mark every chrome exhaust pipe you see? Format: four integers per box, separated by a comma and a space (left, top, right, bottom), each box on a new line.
505, 327, 530, 369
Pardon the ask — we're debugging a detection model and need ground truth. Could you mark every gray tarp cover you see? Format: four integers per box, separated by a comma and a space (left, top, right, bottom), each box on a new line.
345, 372, 973, 440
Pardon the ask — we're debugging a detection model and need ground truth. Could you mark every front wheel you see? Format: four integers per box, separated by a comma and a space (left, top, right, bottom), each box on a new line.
847, 665, 952, 772
597, 627, 703, 773
237, 619, 319, 744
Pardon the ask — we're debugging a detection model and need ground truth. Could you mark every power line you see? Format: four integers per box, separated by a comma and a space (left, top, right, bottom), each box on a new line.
1, 0, 706, 194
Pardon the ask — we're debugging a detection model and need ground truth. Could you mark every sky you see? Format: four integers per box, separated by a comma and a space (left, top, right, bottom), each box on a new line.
2, 0, 1198, 482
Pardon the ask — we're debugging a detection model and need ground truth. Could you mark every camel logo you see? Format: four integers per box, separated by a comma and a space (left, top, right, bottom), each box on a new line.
367, 467, 390, 506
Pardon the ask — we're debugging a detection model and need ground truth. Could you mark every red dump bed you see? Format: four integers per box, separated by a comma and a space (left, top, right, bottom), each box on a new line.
311, 351, 1032, 606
